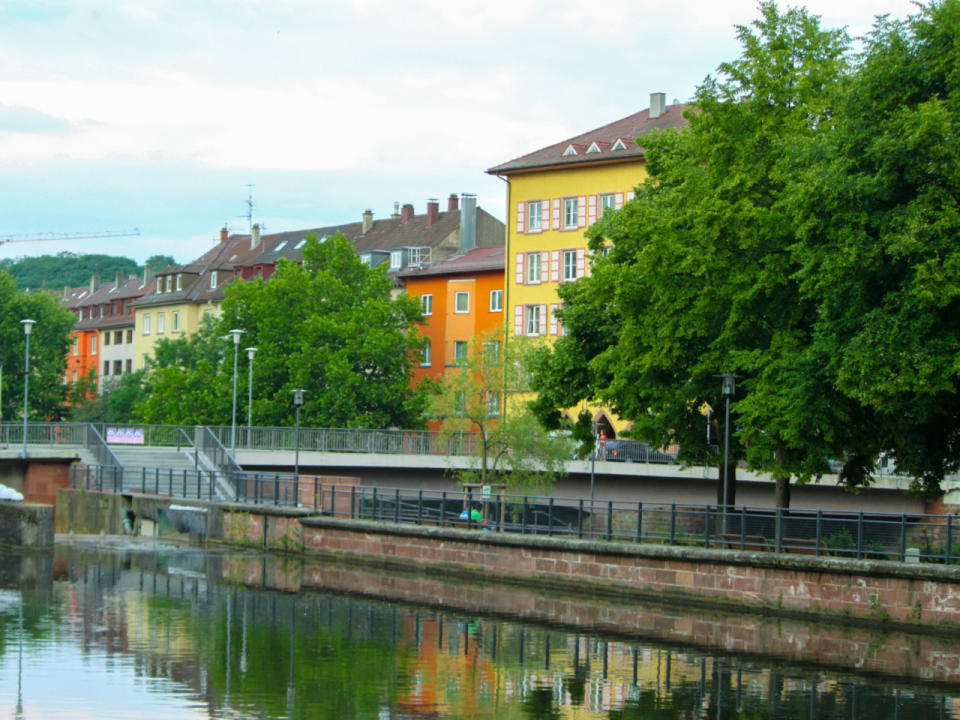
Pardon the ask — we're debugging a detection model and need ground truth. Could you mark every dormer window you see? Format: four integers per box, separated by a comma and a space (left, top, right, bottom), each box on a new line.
389, 250, 403, 270
274, 240, 289, 252
562, 145, 578, 156
611, 138, 627, 151
176, 274, 182, 291
360, 254, 371, 265
296, 238, 307, 249
165, 275, 172, 292
586, 142, 601, 154
156, 278, 163, 294
210, 271, 218, 289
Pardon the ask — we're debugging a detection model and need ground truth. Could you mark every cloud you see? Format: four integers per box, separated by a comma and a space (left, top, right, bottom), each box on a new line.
0, 103, 77, 133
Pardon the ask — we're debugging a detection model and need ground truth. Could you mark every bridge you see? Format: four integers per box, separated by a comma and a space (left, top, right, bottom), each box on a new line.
0, 421, 945, 514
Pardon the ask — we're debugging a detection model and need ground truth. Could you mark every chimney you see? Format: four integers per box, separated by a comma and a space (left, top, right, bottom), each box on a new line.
362, 209, 373, 234
63, 285, 70, 299
459, 193, 477, 252
220, 226, 228, 243
391, 201, 401, 218
650, 92, 666, 119
115, 272, 123, 290
143, 266, 154, 285
400, 203, 415, 223
426, 198, 439, 227
89, 275, 100, 293
447, 193, 459, 212
251, 223, 261, 249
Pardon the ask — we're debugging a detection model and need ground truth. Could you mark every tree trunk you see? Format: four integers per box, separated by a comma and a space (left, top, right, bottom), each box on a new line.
774, 475, 791, 509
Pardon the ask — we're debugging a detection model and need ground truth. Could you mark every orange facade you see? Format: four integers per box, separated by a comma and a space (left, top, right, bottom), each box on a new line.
65, 329, 99, 390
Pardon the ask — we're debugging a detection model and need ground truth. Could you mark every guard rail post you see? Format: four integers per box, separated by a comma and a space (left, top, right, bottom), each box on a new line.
948, 516, 954, 565
578, 499, 584, 539
636, 502, 643, 543
857, 512, 864, 559
669, 504, 676, 545
899, 513, 907, 562
606, 500, 613, 541
816, 510, 823, 557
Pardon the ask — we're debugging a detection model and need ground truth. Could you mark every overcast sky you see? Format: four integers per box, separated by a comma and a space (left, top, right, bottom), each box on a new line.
0, 0, 921, 265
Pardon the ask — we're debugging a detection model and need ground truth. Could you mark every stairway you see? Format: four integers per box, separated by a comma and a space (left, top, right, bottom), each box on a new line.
107, 446, 224, 499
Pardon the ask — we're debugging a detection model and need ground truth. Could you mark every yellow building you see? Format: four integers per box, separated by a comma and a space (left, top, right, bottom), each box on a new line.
487, 93, 688, 435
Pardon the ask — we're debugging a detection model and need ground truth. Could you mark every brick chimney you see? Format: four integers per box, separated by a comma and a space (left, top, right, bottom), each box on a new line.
362, 209, 373, 234
426, 198, 439, 227
220, 226, 228, 243
400, 203, 414, 223
447, 193, 459, 212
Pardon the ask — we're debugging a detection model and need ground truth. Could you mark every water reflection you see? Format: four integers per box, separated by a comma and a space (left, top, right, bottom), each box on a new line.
0, 540, 955, 719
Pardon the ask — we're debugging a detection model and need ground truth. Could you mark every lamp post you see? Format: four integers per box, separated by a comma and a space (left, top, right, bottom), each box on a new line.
21, 319, 35, 458
292, 389, 306, 502
228, 329, 244, 454
720, 372, 736, 510
245, 347, 257, 440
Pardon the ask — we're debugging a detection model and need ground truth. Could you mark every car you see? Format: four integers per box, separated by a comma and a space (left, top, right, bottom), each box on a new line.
599, 439, 675, 464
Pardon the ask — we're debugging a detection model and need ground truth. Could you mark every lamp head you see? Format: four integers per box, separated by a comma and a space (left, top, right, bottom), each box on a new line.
246, 346, 258, 360
292, 388, 306, 406
21, 319, 35, 336
721, 372, 736, 397
228, 328, 244, 345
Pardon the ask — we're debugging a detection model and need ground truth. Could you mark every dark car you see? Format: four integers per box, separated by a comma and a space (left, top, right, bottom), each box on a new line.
600, 439, 675, 464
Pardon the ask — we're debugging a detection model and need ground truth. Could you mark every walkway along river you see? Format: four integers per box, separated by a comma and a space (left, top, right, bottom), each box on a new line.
55, 488, 960, 634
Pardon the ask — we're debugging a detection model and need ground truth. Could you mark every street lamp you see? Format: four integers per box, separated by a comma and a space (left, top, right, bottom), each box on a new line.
245, 347, 257, 439
292, 388, 306, 486
228, 329, 244, 454
720, 372, 736, 510
21, 319, 35, 458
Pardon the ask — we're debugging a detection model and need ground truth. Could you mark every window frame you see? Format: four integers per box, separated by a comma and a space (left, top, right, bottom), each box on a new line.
420, 339, 431, 367
489, 289, 503, 312
453, 340, 468, 364
454, 291, 470, 314
157, 312, 165, 334
526, 252, 541, 284
421, 294, 433, 316
527, 201, 542, 232
525, 305, 541, 336
172, 311, 181, 332
563, 249, 578, 281
600, 193, 617, 212
564, 197, 578, 229
389, 249, 403, 270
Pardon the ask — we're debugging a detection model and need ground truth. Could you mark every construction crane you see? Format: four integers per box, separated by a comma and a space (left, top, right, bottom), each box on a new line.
0, 228, 141, 247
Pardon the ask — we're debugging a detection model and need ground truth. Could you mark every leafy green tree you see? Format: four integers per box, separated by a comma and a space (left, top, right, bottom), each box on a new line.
531, 3, 866, 508
432, 328, 571, 494
144, 254, 177, 273
1, 252, 140, 291
67, 370, 148, 423
0, 269, 74, 422
793, 0, 960, 493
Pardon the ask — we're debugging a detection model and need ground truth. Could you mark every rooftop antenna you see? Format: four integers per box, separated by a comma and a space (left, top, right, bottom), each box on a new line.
240, 184, 254, 233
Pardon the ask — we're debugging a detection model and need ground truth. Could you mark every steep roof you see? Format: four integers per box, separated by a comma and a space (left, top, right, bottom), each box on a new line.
486, 102, 689, 175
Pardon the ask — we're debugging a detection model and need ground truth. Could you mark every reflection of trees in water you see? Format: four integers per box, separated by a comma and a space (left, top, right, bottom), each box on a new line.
522, 684, 560, 720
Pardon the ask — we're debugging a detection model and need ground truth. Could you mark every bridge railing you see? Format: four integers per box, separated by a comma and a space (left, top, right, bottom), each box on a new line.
0, 422, 87, 448
72, 464, 959, 565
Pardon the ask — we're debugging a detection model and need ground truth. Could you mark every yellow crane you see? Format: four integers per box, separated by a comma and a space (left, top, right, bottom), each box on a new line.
0, 228, 141, 246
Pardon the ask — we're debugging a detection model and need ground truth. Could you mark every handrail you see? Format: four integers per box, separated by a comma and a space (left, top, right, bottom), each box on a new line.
196, 426, 241, 498
84, 424, 123, 489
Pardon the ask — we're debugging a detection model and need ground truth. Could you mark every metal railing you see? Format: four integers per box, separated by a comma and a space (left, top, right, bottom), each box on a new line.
196, 426, 241, 499
84, 423, 123, 476
72, 464, 960, 565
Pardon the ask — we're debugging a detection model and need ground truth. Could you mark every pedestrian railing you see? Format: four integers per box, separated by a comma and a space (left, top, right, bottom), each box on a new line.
71, 464, 960, 565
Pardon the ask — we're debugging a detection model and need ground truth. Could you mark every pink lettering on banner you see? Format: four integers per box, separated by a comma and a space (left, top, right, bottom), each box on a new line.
106, 427, 145, 445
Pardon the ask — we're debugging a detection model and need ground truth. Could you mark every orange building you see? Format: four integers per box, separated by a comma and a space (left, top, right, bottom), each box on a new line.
399, 246, 505, 388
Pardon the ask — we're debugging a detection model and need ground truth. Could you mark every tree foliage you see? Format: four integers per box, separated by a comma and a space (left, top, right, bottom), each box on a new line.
532, 1, 960, 505
0, 269, 75, 422
140, 233, 429, 429
431, 328, 571, 494
1, 252, 141, 291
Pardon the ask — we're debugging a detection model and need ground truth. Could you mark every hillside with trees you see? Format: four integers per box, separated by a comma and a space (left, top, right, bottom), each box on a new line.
1, 252, 177, 291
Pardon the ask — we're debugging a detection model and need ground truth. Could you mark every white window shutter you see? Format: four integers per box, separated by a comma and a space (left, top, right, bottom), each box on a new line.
577, 196, 587, 228
615, 192, 624, 209
539, 304, 547, 334
515, 252, 525, 285
541, 200, 550, 227
549, 304, 559, 335
516, 202, 525, 233
540, 252, 548, 283
576, 248, 585, 277
588, 195, 597, 224
552, 199, 561, 230
514, 305, 524, 336
551, 250, 560, 282
627, 190, 635, 201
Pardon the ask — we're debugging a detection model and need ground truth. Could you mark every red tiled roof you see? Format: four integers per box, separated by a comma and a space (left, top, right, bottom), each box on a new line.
486, 103, 689, 175
398, 246, 504, 278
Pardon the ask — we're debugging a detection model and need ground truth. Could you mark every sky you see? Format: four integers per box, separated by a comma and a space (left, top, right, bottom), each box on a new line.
0, 0, 922, 265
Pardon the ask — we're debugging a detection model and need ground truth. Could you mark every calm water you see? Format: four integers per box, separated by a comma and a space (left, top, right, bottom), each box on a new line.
0, 539, 956, 719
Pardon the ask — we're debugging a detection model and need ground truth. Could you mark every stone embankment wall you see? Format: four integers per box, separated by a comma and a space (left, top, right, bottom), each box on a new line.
55, 489, 960, 632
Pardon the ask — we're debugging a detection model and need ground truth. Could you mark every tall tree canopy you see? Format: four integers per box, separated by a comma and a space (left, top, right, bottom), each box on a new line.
0, 269, 75, 422
532, 1, 960, 506
144, 232, 429, 429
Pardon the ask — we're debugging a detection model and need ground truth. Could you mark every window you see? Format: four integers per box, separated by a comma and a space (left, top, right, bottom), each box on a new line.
104, 333, 110, 346
420, 339, 431, 367
527, 253, 541, 284
113, 360, 122, 375
157, 312, 165, 333
564, 198, 578, 229
172, 311, 181, 332
526, 305, 541, 336
527, 201, 542, 232
210, 271, 218, 289
454, 390, 466, 413
72, 338, 78, 356
360, 254, 371, 266
156, 279, 163, 294
143, 314, 151, 334
165, 275, 172, 292
483, 340, 501, 362
126, 359, 132, 373
125, 329, 133, 343
563, 250, 578, 281
90, 336, 97, 354
103, 361, 110, 376
71, 370, 77, 383
390, 250, 403, 270
421, 294, 433, 316
489, 289, 503, 312
176, 274, 183, 291
455, 291, 469, 314
454, 341, 468, 364
600, 193, 617, 212
485, 391, 501, 417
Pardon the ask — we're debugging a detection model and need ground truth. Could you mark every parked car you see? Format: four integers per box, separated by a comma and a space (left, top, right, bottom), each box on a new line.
600, 439, 675, 464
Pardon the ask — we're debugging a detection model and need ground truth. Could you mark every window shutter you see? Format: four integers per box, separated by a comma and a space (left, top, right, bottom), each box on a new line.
516, 202, 525, 233
515, 253, 525, 285
541, 200, 549, 227
539, 304, 547, 334
549, 304, 559, 335
588, 195, 597, 225
627, 190, 635, 201
552, 199, 561, 230
577, 196, 587, 228
551, 250, 560, 282
514, 305, 524, 336
615, 192, 624, 209
576, 248, 585, 277
540, 252, 548, 283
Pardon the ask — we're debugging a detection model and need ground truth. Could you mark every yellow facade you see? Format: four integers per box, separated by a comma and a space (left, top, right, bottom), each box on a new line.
133, 300, 219, 370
